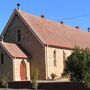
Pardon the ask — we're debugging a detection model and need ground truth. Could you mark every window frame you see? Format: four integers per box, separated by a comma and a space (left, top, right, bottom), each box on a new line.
63, 51, 67, 72
53, 50, 57, 67
17, 29, 21, 42
0, 53, 4, 64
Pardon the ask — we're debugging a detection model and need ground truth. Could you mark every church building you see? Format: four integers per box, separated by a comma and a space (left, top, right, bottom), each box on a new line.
0, 8, 90, 82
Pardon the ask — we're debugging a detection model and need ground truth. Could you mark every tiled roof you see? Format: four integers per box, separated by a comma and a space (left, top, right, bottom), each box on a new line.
0, 42, 28, 58
17, 10, 90, 49
3, 9, 90, 49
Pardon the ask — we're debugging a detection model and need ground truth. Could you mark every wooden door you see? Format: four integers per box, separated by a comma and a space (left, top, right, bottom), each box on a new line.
20, 61, 27, 80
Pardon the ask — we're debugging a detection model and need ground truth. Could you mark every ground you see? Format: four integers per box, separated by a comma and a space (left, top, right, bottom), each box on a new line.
0, 88, 44, 90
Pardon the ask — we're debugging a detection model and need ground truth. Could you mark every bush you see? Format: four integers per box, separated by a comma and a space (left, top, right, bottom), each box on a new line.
51, 73, 57, 80
2, 74, 8, 89
32, 68, 39, 90
66, 46, 90, 88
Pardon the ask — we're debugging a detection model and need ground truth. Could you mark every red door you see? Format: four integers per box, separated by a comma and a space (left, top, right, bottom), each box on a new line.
20, 62, 26, 80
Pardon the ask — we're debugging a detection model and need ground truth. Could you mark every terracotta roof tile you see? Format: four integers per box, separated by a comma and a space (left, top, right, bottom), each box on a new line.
9, 10, 90, 49
17, 10, 90, 49
0, 42, 28, 58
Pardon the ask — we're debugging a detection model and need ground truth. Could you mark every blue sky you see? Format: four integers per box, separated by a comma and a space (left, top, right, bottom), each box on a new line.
0, 0, 90, 33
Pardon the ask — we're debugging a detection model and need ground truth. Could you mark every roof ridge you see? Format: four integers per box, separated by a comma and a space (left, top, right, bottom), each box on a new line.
17, 10, 87, 33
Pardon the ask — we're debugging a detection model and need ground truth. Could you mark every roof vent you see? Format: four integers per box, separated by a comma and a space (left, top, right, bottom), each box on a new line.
60, 21, 64, 24
87, 27, 90, 32
41, 15, 45, 18
75, 26, 79, 29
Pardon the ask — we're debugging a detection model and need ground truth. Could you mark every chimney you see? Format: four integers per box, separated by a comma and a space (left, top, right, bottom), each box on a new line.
75, 26, 79, 29
41, 15, 45, 18
60, 21, 64, 24
87, 27, 90, 32
17, 3, 20, 10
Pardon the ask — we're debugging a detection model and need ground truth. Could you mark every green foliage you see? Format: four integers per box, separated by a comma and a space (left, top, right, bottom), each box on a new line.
84, 72, 90, 88
2, 74, 8, 89
51, 73, 57, 80
32, 68, 39, 90
66, 46, 90, 88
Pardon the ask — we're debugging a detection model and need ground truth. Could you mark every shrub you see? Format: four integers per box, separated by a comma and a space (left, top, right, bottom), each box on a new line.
2, 74, 8, 89
51, 73, 57, 80
66, 46, 90, 88
32, 68, 39, 90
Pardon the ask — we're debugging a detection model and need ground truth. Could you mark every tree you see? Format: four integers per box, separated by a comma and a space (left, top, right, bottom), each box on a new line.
2, 73, 9, 90
31, 68, 39, 90
66, 46, 90, 88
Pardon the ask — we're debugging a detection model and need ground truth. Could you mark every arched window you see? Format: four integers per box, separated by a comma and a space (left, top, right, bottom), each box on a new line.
17, 29, 21, 41
53, 50, 57, 67
63, 51, 67, 72
0, 53, 4, 64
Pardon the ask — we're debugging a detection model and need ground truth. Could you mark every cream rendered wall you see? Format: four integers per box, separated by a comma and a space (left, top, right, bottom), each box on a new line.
45, 46, 72, 79
13, 58, 30, 81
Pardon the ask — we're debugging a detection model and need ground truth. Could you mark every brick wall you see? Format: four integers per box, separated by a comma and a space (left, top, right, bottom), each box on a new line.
0, 48, 13, 82
3, 15, 46, 80
0, 81, 89, 90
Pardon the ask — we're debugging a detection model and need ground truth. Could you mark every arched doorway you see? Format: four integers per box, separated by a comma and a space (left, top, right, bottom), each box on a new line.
20, 60, 27, 80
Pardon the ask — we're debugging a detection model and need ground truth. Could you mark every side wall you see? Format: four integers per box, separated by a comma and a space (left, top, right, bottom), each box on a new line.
45, 46, 72, 79
3, 15, 46, 80
0, 48, 13, 82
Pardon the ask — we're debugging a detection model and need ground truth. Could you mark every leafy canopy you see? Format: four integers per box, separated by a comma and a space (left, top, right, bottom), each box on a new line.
66, 46, 90, 87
